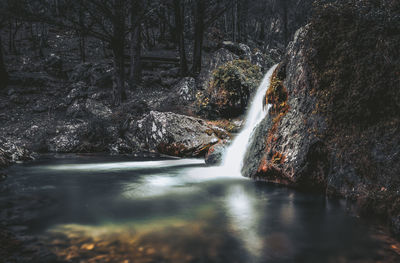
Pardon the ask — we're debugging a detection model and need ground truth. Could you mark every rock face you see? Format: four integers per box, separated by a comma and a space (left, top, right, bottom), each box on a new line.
243, 27, 325, 188
127, 111, 229, 157
243, 1, 400, 234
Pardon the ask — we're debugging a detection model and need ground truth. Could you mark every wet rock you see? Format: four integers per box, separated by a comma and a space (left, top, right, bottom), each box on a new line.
127, 111, 229, 157
205, 141, 228, 165
242, 26, 328, 188
0, 137, 34, 169
109, 138, 133, 155
242, 4, 400, 235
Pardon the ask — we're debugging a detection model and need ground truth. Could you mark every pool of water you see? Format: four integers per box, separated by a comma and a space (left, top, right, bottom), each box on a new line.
1, 154, 399, 262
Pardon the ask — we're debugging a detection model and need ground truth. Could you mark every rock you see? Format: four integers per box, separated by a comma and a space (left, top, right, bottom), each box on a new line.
48, 123, 88, 153
32, 101, 48, 113
174, 77, 197, 102
196, 60, 263, 119
66, 100, 86, 118
242, 2, 400, 235
43, 54, 63, 77
0, 137, 34, 169
157, 77, 197, 114
207, 48, 239, 74
70, 62, 113, 89
251, 51, 276, 73
205, 141, 228, 165
127, 111, 229, 157
65, 82, 88, 105
109, 138, 133, 155
242, 26, 329, 189
48, 119, 115, 153
85, 99, 113, 120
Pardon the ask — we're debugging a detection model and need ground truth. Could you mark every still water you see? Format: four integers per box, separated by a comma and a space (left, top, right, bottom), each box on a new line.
1, 154, 400, 263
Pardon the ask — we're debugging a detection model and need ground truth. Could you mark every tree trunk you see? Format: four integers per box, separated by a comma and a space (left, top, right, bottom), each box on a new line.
111, 40, 126, 106
79, 34, 86, 62
192, 0, 205, 76
173, 0, 188, 77
232, 0, 238, 42
130, 24, 142, 87
111, 0, 127, 106
0, 35, 9, 90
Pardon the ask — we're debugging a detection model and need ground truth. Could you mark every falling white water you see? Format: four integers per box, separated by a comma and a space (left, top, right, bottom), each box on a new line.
222, 64, 278, 176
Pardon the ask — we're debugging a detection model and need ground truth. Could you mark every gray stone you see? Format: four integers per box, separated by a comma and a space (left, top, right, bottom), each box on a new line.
127, 111, 229, 157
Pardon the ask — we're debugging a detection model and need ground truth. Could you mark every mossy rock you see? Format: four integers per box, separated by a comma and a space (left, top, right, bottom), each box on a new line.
197, 59, 262, 119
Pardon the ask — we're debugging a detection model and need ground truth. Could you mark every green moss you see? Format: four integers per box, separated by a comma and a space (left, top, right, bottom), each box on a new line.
197, 59, 262, 119
307, 0, 400, 127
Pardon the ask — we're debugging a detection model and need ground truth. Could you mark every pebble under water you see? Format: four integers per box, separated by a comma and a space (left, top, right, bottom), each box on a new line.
1, 154, 400, 263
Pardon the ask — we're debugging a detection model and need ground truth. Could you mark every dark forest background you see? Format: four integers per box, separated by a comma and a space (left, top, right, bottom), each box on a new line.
0, 0, 313, 105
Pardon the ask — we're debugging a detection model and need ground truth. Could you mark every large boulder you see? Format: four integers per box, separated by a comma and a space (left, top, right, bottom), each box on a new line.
243, 0, 400, 234
126, 111, 229, 157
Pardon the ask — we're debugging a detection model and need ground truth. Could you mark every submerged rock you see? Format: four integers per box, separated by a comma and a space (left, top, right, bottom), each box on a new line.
127, 111, 229, 157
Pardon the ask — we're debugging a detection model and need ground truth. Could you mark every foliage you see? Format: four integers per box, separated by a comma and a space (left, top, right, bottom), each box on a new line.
307, 0, 400, 127
197, 59, 262, 119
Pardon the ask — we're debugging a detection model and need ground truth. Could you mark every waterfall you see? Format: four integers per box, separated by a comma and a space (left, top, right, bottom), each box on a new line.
222, 64, 278, 176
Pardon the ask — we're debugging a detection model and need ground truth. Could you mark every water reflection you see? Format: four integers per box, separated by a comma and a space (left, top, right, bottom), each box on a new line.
225, 184, 263, 258
2, 156, 400, 262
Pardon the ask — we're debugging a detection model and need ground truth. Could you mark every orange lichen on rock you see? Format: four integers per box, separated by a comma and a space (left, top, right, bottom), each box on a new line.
272, 152, 286, 164
157, 143, 188, 157
265, 65, 289, 116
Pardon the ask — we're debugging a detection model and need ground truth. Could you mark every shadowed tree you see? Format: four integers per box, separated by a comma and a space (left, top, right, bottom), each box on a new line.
173, 0, 188, 76
9, 0, 149, 105
0, 33, 8, 90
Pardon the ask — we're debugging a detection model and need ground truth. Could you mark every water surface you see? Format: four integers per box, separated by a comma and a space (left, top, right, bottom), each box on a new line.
1, 154, 399, 262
